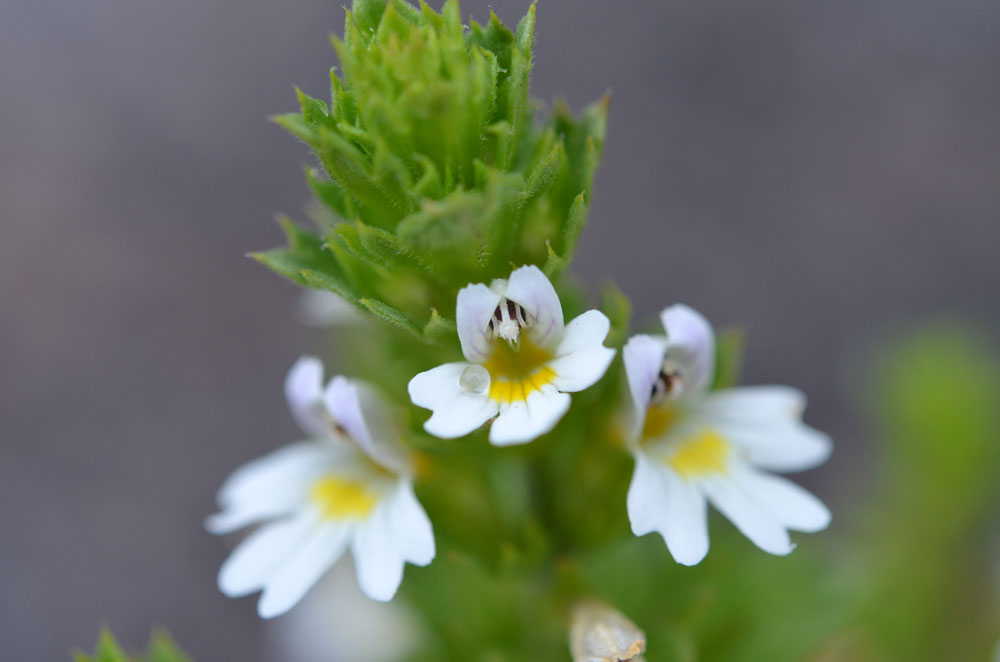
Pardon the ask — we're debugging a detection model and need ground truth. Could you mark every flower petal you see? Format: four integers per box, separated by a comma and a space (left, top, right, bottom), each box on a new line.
702, 472, 793, 556
696, 386, 807, 422
323, 376, 372, 449
622, 334, 668, 423
323, 376, 406, 471
385, 480, 435, 566
218, 508, 317, 598
257, 518, 352, 618
731, 467, 831, 532
352, 511, 405, 602
549, 310, 616, 392
207, 442, 329, 534
719, 422, 832, 473
456, 283, 502, 363
627, 452, 709, 566
408, 363, 499, 439
660, 304, 715, 396
285, 356, 330, 437
206, 498, 301, 537
504, 265, 564, 350
489, 384, 571, 446
694, 387, 832, 472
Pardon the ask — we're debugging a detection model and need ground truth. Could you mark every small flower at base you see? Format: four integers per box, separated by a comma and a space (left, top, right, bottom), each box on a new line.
569, 600, 647, 662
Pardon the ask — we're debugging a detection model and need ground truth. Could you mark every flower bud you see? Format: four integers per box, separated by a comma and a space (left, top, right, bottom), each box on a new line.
569, 600, 646, 662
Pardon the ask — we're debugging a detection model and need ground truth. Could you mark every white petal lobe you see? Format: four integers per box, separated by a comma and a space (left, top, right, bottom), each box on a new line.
211, 442, 328, 532
258, 520, 352, 618
408, 363, 499, 439
550, 310, 615, 393
456, 283, 502, 363
622, 334, 668, 421
697, 386, 807, 423
488, 385, 570, 446
660, 304, 715, 395
504, 265, 564, 350
386, 481, 436, 566
732, 468, 831, 532
285, 356, 330, 437
218, 509, 316, 598
627, 453, 709, 566
323, 376, 372, 449
703, 473, 793, 556
723, 422, 832, 473
694, 387, 832, 472
352, 511, 405, 602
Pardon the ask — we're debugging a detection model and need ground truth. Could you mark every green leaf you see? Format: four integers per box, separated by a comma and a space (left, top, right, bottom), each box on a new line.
329, 68, 357, 124
388, 0, 422, 25
294, 87, 333, 130
542, 240, 566, 278
73, 629, 189, 662
712, 328, 745, 390
300, 267, 359, 301
599, 282, 632, 349
423, 307, 457, 341
560, 191, 589, 264
271, 112, 313, 143
250, 216, 344, 287
310, 127, 414, 227
502, 48, 532, 169
358, 297, 423, 337
305, 166, 357, 222
522, 141, 563, 204
278, 216, 324, 256
250, 247, 313, 286
75, 629, 128, 662
515, 3, 537, 63
355, 221, 441, 281
351, 0, 386, 36
469, 11, 514, 79
146, 630, 190, 662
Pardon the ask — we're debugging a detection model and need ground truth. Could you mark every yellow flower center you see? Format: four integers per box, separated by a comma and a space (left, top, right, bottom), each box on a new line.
642, 404, 682, 439
482, 339, 557, 404
666, 429, 730, 479
310, 475, 379, 520
642, 404, 730, 479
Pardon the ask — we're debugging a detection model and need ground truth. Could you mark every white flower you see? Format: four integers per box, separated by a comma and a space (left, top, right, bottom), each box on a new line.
408, 265, 616, 446
207, 357, 435, 618
623, 305, 832, 565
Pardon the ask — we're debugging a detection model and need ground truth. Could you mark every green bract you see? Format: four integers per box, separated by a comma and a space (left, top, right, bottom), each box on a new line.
257, 0, 606, 338
74, 629, 189, 662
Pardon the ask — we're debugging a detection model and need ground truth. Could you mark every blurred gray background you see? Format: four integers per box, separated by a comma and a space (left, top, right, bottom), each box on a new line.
2, 0, 998, 659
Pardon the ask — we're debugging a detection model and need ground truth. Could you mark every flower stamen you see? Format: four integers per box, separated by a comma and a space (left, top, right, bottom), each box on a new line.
488, 298, 529, 345
650, 356, 685, 404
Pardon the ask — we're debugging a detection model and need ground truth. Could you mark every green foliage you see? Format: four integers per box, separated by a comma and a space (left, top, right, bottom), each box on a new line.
264, 0, 607, 332
74, 629, 189, 662
843, 324, 1000, 660
712, 327, 744, 390
244, 1, 1000, 659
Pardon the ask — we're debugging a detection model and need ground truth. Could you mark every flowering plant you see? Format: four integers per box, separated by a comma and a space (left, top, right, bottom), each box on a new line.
202, 1, 835, 658
180, 1, 1000, 660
